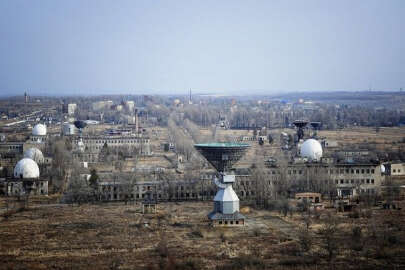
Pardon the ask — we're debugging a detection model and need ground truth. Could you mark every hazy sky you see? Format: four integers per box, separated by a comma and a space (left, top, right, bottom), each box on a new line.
0, 0, 404, 96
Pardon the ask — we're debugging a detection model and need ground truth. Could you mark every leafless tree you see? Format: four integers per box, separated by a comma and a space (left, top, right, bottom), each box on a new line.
318, 213, 340, 266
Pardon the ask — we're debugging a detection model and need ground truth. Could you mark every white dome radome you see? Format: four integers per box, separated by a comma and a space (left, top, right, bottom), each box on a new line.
23, 148, 44, 164
14, 158, 40, 179
300, 139, 323, 161
380, 164, 386, 173
32, 124, 47, 136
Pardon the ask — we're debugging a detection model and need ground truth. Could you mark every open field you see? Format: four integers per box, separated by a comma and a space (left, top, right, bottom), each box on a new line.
1, 201, 404, 269
319, 127, 405, 145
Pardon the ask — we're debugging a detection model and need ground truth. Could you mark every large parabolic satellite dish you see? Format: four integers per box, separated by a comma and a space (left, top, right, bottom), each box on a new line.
195, 142, 250, 226
194, 142, 250, 172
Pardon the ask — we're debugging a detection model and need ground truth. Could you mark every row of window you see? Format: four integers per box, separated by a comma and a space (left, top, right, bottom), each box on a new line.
218, 220, 240, 225
330, 168, 375, 175
0, 145, 22, 150
360, 188, 375, 194
336, 179, 375, 185
283, 168, 376, 175
85, 139, 149, 144
102, 185, 161, 192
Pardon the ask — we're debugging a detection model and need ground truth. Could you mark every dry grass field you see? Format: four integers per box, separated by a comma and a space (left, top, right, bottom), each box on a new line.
1, 201, 404, 270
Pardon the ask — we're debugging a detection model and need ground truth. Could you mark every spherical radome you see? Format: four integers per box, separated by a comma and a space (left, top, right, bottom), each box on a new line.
23, 148, 44, 164
32, 124, 47, 136
380, 164, 386, 173
300, 139, 323, 161
14, 158, 40, 179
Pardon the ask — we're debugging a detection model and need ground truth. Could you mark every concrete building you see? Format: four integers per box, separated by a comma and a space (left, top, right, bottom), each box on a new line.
78, 135, 151, 155
92, 101, 113, 111
124, 101, 135, 112
63, 103, 77, 115
387, 162, 405, 176
68, 103, 77, 115
62, 123, 76, 136
0, 142, 24, 156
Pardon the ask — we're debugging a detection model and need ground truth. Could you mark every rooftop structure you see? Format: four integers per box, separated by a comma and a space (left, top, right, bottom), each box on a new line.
293, 120, 308, 141
62, 123, 76, 136
310, 121, 321, 137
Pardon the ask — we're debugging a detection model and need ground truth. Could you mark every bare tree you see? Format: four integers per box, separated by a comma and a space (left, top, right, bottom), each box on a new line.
318, 213, 340, 266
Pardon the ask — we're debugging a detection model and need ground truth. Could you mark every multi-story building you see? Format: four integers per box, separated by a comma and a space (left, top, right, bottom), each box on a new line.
78, 134, 151, 155
0, 142, 24, 155
67, 103, 77, 115
95, 154, 384, 203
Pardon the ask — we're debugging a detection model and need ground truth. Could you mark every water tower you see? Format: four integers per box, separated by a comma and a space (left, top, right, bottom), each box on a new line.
194, 142, 250, 226
293, 120, 308, 141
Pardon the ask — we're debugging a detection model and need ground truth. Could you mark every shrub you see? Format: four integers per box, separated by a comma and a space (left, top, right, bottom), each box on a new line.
279, 256, 317, 266
190, 229, 204, 238
361, 209, 372, 218
348, 210, 360, 218
388, 235, 398, 245
298, 229, 313, 252
156, 237, 169, 257
216, 255, 265, 270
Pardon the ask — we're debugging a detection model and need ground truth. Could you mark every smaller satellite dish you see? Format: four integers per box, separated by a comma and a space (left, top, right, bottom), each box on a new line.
74, 120, 87, 130
310, 122, 321, 130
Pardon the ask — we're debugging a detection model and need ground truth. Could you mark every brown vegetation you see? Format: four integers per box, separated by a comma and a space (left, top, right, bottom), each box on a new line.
0, 201, 404, 269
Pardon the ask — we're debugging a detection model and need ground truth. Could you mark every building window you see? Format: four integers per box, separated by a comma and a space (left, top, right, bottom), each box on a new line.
366, 179, 370, 184
371, 169, 375, 174
356, 169, 359, 174
371, 179, 374, 184
340, 180, 344, 184
361, 169, 365, 174
366, 169, 370, 174
393, 169, 396, 173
